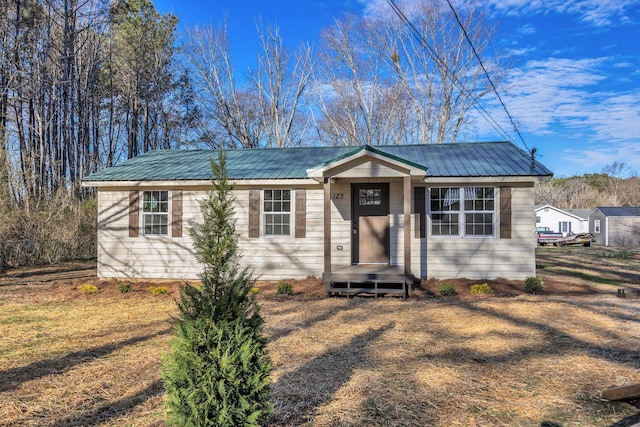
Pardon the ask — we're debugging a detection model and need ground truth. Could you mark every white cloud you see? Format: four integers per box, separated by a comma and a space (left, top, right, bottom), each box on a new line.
467, 55, 640, 174
362, 0, 636, 27
517, 24, 536, 35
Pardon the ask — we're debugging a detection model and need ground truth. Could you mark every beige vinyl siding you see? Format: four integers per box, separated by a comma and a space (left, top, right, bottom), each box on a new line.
411, 185, 536, 280
97, 189, 202, 279
327, 182, 351, 269
330, 159, 410, 179
388, 180, 405, 266
96, 180, 537, 282
410, 212, 426, 277
236, 186, 325, 279
98, 186, 327, 280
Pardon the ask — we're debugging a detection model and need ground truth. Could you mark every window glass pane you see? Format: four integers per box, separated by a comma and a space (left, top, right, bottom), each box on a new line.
464, 187, 494, 211
263, 190, 291, 236
359, 188, 382, 206
144, 213, 168, 235
431, 213, 459, 236
431, 187, 494, 237
430, 188, 460, 212
465, 213, 493, 236
265, 223, 274, 235
142, 191, 169, 235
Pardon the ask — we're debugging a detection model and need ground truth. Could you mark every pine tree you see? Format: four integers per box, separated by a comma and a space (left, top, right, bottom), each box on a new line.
162, 150, 272, 426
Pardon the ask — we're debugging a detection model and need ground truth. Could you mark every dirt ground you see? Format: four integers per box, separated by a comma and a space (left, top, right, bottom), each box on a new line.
1, 246, 638, 301
1, 246, 639, 426
0, 263, 603, 301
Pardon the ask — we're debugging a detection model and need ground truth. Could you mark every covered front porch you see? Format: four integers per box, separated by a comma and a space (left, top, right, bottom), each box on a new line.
305, 145, 427, 298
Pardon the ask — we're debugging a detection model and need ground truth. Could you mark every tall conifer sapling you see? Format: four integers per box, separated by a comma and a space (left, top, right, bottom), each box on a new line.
162, 150, 272, 426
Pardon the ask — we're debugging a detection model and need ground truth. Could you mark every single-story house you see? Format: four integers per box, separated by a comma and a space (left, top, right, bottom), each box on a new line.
535, 205, 590, 235
589, 207, 640, 247
82, 141, 552, 295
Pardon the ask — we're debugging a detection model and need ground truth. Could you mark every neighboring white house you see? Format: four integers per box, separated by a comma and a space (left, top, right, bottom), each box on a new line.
82, 142, 553, 295
589, 207, 640, 247
535, 205, 590, 236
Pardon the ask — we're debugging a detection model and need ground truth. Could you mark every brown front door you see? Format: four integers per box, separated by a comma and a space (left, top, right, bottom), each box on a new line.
352, 183, 390, 264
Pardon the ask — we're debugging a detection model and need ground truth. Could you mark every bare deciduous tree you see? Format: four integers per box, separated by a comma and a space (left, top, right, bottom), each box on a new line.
314, 0, 499, 146
188, 20, 312, 149
250, 23, 313, 147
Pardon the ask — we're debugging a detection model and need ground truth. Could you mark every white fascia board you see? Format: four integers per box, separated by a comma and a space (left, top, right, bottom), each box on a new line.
423, 176, 538, 185
82, 178, 319, 189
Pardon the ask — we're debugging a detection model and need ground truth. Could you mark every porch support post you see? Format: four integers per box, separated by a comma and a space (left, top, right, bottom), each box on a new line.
324, 177, 331, 273
403, 175, 411, 275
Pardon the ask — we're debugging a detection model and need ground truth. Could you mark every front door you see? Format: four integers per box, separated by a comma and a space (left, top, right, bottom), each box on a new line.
351, 183, 390, 264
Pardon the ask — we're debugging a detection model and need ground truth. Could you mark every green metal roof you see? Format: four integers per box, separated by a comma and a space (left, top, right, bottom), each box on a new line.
83, 141, 553, 182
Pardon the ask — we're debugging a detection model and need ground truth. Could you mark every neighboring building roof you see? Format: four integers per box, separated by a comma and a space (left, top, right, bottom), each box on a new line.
565, 209, 591, 220
595, 207, 640, 217
83, 141, 553, 182
535, 205, 591, 220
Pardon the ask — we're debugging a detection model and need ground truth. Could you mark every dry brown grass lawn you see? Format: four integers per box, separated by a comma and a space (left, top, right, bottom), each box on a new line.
0, 247, 639, 426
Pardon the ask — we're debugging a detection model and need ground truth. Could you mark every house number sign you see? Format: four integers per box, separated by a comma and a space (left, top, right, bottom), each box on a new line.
331, 193, 344, 200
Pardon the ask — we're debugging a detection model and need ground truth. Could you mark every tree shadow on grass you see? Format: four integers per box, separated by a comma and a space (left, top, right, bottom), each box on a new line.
448, 300, 640, 368
269, 322, 395, 426
48, 379, 164, 427
267, 300, 368, 343
0, 328, 170, 392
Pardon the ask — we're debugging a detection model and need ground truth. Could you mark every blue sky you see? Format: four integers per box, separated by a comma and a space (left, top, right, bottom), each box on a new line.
154, 0, 640, 178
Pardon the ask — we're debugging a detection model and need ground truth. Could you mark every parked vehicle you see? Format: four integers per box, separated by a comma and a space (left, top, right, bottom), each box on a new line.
536, 228, 564, 245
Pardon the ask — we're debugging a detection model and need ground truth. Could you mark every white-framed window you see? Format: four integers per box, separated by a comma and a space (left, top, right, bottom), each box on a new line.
594, 219, 601, 234
536, 216, 541, 223
430, 187, 495, 237
560, 221, 571, 233
142, 190, 169, 235
263, 189, 291, 236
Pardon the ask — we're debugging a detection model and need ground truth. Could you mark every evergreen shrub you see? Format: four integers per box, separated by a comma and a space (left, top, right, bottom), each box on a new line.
438, 282, 457, 296
162, 151, 272, 426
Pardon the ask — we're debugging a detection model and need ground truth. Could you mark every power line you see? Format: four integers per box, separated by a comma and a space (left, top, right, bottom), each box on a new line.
385, 0, 527, 151
444, 0, 529, 152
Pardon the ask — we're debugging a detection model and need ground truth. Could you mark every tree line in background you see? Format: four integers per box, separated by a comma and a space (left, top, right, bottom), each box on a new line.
0, 0, 500, 208
0, 0, 636, 268
535, 162, 640, 209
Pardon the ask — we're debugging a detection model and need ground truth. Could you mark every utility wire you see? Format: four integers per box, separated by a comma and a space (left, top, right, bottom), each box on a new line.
385, 0, 528, 153
444, 0, 529, 152
385, 0, 512, 143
